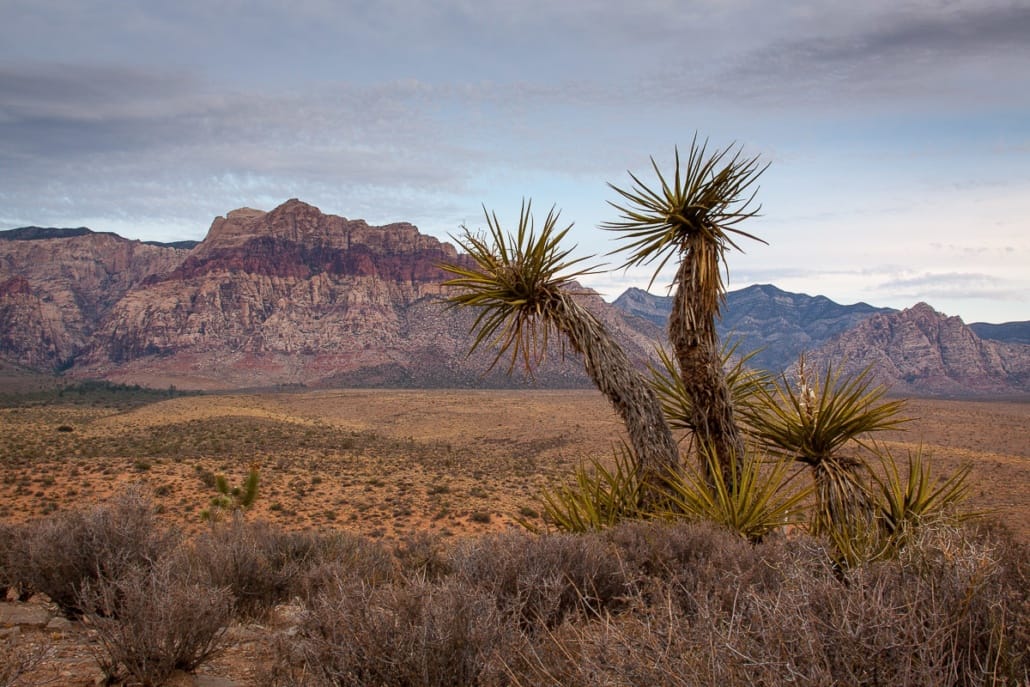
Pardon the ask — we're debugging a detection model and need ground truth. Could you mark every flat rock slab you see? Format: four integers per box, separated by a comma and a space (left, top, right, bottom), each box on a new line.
0, 602, 52, 627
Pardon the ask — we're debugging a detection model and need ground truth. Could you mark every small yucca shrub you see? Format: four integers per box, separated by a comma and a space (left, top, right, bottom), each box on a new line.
662, 444, 809, 542
538, 446, 645, 532
872, 445, 972, 548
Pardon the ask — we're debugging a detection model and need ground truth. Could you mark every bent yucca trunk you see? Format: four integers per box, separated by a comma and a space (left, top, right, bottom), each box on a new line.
441, 202, 680, 504
546, 291, 680, 497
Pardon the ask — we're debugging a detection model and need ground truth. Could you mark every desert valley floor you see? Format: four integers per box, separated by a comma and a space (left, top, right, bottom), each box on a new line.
0, 388, 1028, 686
1, 388, 1027, 540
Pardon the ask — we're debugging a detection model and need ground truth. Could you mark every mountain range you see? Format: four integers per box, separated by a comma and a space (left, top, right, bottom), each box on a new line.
613, 287, 1029, 397
2, 199, 1027, 398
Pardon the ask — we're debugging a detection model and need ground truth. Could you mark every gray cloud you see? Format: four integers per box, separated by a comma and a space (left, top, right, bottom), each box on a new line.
1, 2, 1026, 323
875, 271, 1023, 301
701, 2, 1030, 108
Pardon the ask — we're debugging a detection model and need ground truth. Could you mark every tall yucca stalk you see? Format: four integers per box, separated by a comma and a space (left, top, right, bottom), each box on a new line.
604, 138, 768, 487
441, 202, 680, 498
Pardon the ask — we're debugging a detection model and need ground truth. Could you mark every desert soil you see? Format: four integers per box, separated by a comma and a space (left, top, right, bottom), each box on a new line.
1, 389, 1027, 685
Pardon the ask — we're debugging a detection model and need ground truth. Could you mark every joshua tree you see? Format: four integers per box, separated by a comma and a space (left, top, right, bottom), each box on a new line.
441, 202, 680, 500
604, 138, 767, 485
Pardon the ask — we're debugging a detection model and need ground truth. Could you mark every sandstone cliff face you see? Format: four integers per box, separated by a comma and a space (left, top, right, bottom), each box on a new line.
7, 201, 1024, 396
806, 303, 1030, 397
65, 199, 656, 389
0, 232, 189, 369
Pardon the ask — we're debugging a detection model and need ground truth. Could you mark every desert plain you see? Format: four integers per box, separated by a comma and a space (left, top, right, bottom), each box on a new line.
1, 387, 1027, 540
0, 386, 1028, 686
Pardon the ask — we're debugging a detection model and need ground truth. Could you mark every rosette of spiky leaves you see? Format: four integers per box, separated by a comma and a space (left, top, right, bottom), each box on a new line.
662, 443, 810, 542
650, 342, 772, 435
538, 444, 646, 533
603, 137, 768, 307
742, 357, 909, 542
872, 445, 973, 547
743, 358, 908, 466
441, 200, 601, 373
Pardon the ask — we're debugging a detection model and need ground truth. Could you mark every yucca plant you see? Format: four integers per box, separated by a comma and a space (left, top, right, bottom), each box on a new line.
743, 355, 908, 546
662, 443, 810, 542
872, 445, 973, 551
604, 137, 768, 487
537, 445, 645, 533
441, 201, 680, 500
201, 466, 260, 521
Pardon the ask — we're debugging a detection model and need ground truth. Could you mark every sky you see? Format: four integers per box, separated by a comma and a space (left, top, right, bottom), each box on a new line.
1, 1, 1028, 324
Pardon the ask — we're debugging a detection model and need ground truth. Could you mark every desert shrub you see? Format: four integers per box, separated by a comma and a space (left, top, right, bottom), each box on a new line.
393, 531, 452, 581
260, 518, 1026, 687
502, 595, 699, 687
502, 521, 1029, 687
288, 529, 398, 602
9, 486, 177, 616
0, 521, 19, 595
192, 516, 300, 620
271, 577, 513, 687
605, 518, 801, 616
449, 529, 631, 630
194, 517, 396, 619
79, 552, 233, 687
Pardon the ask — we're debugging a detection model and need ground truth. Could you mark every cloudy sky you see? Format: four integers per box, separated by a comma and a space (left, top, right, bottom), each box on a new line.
2, 1, 1027, 323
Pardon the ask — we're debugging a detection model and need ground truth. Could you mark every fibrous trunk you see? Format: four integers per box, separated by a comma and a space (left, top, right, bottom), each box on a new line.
550, 291, 680, 501
668, 257, 745, 487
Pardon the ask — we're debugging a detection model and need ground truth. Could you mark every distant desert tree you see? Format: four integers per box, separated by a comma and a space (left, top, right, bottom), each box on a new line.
604, 138, 767, 486
441, 202, 680, 500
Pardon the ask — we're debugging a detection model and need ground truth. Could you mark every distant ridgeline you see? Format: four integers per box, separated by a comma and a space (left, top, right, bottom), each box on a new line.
969, 321, 1030, 346
0, 203, 1027, 398
0, 226, 199, 249
1, 226, 97, 240
611, 285, 1029, 398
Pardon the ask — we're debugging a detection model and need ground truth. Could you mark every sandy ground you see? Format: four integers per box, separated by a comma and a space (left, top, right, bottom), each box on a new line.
1, 389, 1026, 539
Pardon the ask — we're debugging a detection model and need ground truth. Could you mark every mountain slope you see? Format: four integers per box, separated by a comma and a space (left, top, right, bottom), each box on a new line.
613, 285, 1029, 397
970, 321, 1030, 345
0, 230, 190, 369
613, 284, 892, 372
806, 303, 1030, 397
1, 199, 657, 389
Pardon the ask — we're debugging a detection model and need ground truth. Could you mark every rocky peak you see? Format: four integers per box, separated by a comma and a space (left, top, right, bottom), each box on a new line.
168, 200, 460, 284
612, 283, 891, 372
201, 199, 439, 254
807, 302, 1029, 397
